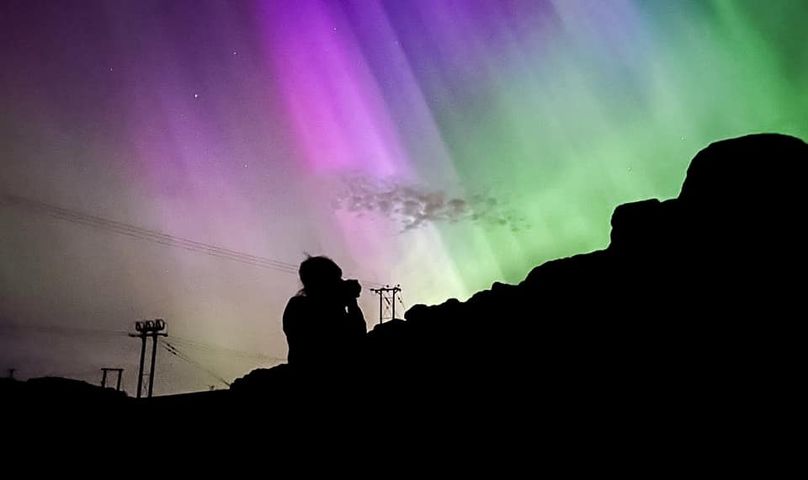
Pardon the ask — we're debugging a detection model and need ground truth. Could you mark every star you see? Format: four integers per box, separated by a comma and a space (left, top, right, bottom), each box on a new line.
193, 93, 199, 99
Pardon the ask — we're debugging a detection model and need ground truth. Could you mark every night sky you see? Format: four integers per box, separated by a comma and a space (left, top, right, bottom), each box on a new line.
2, 0, 807, 395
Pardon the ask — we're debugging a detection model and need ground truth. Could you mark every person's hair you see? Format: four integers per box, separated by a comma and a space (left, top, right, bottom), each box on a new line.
298, 255, 342, 296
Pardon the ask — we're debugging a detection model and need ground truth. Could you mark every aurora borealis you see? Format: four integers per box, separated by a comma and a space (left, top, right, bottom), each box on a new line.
1, 0, 807, 394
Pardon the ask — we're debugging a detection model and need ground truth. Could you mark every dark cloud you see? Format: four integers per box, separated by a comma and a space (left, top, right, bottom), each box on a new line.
334, 176, 529, 232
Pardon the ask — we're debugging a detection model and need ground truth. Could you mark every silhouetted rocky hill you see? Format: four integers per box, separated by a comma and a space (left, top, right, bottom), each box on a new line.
229, 133, 806, 444
5, 134, 805, 457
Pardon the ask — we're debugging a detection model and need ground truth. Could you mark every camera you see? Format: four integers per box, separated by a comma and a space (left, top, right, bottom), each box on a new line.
341, 278, 361, 299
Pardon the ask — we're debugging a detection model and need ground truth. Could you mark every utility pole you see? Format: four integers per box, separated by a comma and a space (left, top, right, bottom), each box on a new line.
129, 319, 167, 398
100, 368, 124, 391
369, 285, 402, 325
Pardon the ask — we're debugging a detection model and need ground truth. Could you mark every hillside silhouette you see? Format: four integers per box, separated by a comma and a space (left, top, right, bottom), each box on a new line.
5, 133, 805, 455
232, 133, 808, 452
233, 132, 805, 392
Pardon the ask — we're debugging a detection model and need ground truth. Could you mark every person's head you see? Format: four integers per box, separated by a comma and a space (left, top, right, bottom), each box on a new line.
298, 255, 342, 297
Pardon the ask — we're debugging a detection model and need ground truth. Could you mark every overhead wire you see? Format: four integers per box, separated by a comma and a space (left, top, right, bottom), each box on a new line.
166, 334, 284, 363
1, 192, 386, 287
163, 341, 232, 387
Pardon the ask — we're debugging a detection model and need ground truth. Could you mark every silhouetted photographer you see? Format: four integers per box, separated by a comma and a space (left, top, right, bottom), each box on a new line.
282, 256, 367, 373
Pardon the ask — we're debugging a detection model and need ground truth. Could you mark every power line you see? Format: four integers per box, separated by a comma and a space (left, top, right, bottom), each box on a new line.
398, 292, 408, 313
166, 335, 284, 363
0, 192, 386, 288
1, 193, 299, 274
164, 342, 231, 387
0, 323, 129, 338
0, 322, 284, 363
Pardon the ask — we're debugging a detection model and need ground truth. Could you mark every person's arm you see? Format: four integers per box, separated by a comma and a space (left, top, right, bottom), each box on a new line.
346, 297, 367, 335
282, 297, 302, 338
283, 296, 308, 364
